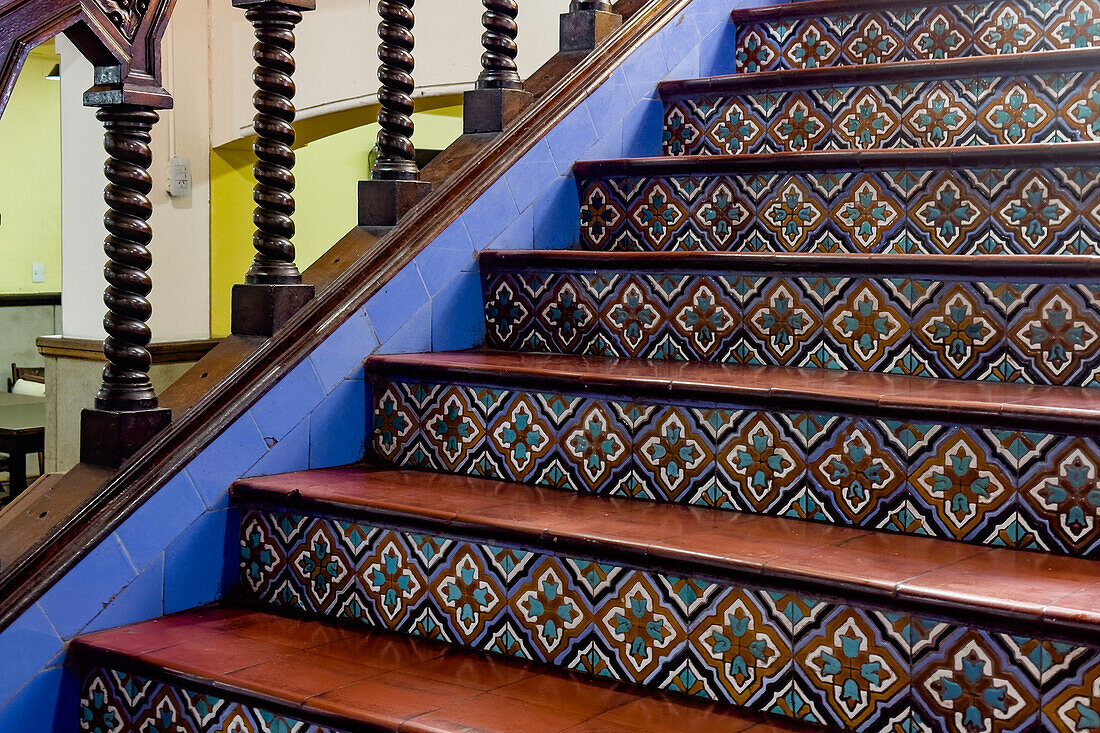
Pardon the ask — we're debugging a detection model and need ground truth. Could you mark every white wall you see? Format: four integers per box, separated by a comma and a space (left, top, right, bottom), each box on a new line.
210, 0, 565, 146
58, 0, 213, 342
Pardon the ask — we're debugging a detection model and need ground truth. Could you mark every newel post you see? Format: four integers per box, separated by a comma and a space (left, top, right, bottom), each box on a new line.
230, 0, 317, 337
79, 99, 173, 468
359, 0, 431, 226
561, 0, 622, 52
464, 0, 533, 134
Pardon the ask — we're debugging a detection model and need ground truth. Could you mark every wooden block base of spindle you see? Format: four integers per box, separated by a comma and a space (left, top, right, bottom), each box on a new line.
358, 179, 432, 227
560, 10, 622, 52
463, 88, 534, 134
231, 282, 316, 337
80, 407, 172, 468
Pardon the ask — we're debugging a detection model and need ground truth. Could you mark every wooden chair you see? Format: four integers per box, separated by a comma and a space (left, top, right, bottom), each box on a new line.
8, 363, 44, 392
5, 363, 46, 484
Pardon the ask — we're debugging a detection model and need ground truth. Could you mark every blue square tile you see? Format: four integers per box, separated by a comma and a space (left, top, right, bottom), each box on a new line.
545, 105, 599, 176
39, 535, 136, 639
115, 472, 205, 572
376, 301, 432, 355
585, 68, 633, 134
621, 98, 667, 158
185, 414, 268, 509
0, 604, 63, 708
365, 264, 430, 343
532, 181, 581, 251
488, 205, 534, 251
431, 271, 485, 352
164, 508, 237, 614
244, 418, 311, 477
621, 35, 669, 102
583, 119, 625, 162
83, 556, 164, 634
699, 17, 739, 77
0, 666, 76, 733
658, 9, 702, 71
668, 45, 701, 80
463, 179, 520, 246
250, 361, 326, 446
309, 309, 377, 393
505, 141, 559, 213
414, 223, 477, 296
309, 378, 368, 468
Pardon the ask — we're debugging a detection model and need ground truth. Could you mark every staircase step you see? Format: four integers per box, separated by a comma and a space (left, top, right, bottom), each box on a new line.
573, 143, 1100, 255
658, 48, 1100, 155
227, 467, 1100, 731
367, 351, 1100, 557
728, 0, 1100, 73
480, 250, 1100, 386
71, 607, 811, 733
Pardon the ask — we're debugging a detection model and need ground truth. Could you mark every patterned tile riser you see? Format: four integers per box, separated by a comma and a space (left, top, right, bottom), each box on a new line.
79, 668, 342, 733
577, 168, 1100, 256
372, 379, 1100, 558
732, 0, 1100, 73
238, 506, 1100, 732
483, 270, 1100, 388
663, 71, 1100, 156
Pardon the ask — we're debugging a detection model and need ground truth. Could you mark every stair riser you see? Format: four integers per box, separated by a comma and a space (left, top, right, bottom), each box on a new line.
370, 376, 1100, 558
482, 269, 1100, 387
78, 669, 343, 733
732, 0, 1100, 73
578, 166, 1100, 255
663, 71, 1100, 156
238, 503, 1100, 733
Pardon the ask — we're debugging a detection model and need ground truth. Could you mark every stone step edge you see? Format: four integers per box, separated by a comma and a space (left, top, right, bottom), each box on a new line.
659, 46, 1100, 100
479, 251, 1100, 282
230, 466, 1100, 645
729, 0, 993, 24
364, 352, 1100, 437
572, 141, 1100, 177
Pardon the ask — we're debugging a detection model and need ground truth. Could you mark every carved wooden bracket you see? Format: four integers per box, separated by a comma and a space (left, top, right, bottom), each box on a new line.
0, 0, 177, 117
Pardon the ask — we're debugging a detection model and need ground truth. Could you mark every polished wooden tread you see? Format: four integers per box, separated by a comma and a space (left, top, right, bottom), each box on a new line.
573, 142, 1100, 177
365, 351, 1100, 436
480, 250, 1100, 281
71, 607, 818, 733
233, 466, 1100, 642
660, 47, 1100, 98
729, 0, 975, 22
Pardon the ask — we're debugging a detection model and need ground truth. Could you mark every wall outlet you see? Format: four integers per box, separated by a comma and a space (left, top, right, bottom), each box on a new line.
168, 157, 192, 198
31, 262, 45, 283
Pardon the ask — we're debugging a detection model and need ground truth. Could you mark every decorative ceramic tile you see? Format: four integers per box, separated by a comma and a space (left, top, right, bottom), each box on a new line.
80, 668, 343, 733
732, 0, 1100, 73
1017, 436, 1100, 558
663, 71, 1100, 156
1042, 642, 1100, 732
577, 167, 1100, 258
715, 411, 807, 516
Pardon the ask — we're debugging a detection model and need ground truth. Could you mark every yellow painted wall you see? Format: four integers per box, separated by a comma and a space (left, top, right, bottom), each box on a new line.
209, 105, 463, 337
0, 42, 62, 294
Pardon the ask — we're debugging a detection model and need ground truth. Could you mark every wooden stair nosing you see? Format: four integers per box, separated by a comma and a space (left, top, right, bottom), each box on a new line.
658, 46, 1100, 99
573, 141, 1100, 177
479, 250, 1100, 282
364, 352, 1100, 437
230, 467, 1100, 645
729, 0, 997, 24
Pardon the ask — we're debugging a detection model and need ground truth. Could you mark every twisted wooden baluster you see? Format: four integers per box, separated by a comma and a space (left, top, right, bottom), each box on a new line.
477, 0, 522, 90
372, 0, 419, 181
245, 4, 303, 284
95, 106, 160, 412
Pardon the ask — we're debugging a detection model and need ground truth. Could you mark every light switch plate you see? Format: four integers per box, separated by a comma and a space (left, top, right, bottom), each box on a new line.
31, 262, 45, 283
168, 157, 192, 198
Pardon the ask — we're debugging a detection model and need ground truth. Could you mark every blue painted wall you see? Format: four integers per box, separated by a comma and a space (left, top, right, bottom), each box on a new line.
0, 1, 774, 728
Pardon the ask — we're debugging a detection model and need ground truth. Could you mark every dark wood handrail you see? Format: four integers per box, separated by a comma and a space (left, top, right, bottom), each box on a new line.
0, 0, 176, 118
0, 0, 682, 635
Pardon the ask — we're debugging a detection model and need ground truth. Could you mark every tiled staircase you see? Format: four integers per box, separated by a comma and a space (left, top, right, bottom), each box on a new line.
71, 1, 1100, 731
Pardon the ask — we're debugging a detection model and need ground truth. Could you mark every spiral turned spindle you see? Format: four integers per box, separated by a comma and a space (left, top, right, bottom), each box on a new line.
244, 3, 304, 284
95, 106, 160, 413
372, 0, 419, 181
477, 0, 522, 90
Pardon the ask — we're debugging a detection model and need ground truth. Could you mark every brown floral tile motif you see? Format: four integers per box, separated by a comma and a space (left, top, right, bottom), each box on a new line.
665, 72, 1100, 157
80, 668, 343, 733
1042, 642, 1100, 732
715, 411, 806, 516
1017, 437, 1100, 558
732, 0, 1100, 73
